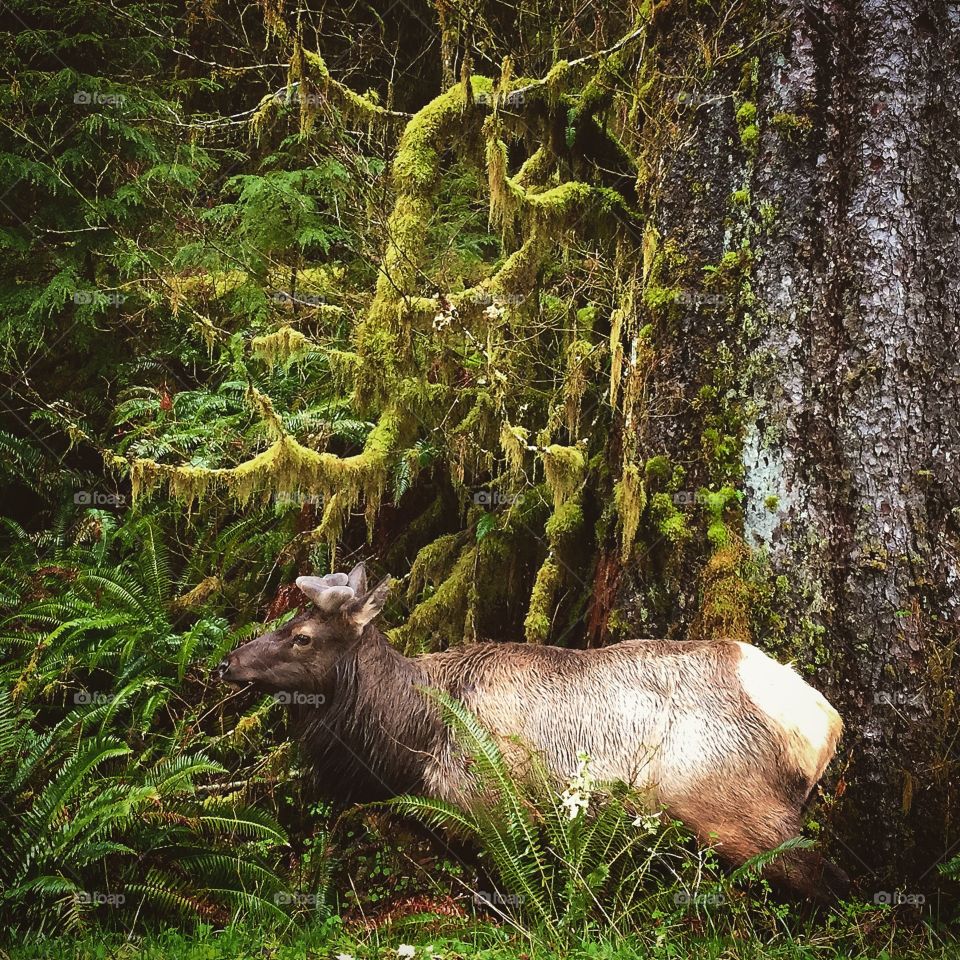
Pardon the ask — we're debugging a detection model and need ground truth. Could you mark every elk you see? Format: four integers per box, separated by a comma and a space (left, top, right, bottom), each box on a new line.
217, 563, 848, 901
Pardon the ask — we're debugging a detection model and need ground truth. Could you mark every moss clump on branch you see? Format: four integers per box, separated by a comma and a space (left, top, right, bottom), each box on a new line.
545, 498, 583, 544
406, 532, 465, 603
132, 406, 408, 543
299, 46, 404, 124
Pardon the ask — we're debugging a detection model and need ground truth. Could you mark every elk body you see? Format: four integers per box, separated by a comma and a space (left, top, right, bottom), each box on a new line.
218, 564, 848, 901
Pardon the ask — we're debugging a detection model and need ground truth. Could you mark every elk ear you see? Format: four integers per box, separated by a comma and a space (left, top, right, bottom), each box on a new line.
346, 561, 368, 596
345, 576, 391, 629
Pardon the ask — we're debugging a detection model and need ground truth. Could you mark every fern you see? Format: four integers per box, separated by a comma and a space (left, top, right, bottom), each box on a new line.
389, 690, 731, 944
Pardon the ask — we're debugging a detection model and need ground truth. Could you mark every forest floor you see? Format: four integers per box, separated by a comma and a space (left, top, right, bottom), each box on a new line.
5, 914, 960, 960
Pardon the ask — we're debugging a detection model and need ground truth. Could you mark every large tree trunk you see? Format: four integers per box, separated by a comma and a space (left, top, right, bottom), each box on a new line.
632, 0, 959, 888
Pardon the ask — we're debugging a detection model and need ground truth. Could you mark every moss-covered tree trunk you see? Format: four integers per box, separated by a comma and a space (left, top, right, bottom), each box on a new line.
632, 0, 959, 888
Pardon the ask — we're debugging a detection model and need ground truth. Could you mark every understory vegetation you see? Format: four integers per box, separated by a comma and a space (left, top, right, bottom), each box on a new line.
1, 0, 957, 955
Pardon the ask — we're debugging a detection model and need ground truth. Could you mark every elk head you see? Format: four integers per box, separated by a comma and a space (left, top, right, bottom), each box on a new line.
216, 563, 391, 695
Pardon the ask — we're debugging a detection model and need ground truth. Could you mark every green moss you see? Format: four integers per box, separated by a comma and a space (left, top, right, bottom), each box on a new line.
251, 325, 314, 369
615, 462, 646, 561
770, 111, 812, 141
541, 444, 586, 509
545, 498, 584, 543
564, 338, 597, 434
693, 539, 755, 643
739, 123, 759, 151
764, 494, 780, 511
394, 76, 492, 195
300, 48, 398, 124
649, 492, 691, 545
735, 100, 757, 125
644, 455, 673, 486
392, 544, 477, 653
132, 406, 409, 552
406, 532, 465, 602
524, 555, 561, 643
731, 188, 751, 208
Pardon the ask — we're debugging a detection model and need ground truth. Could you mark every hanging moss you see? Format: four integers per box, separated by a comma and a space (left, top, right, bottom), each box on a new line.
563, 339, 597, 435
615, 462, 646, 561
608, 289, 635, 407
406, 532, 465, 603
251, 325, 315, 369
498, 423, 530, 478
391, 544, 477, 653
132, 405, 408, 553
524, 555, 561, 643
316, 491, 351, 563
485, 126, 525, 230
541, 444, 586, 509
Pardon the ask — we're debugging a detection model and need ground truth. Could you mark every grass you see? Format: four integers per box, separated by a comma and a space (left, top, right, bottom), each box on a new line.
2, 910, 959, 960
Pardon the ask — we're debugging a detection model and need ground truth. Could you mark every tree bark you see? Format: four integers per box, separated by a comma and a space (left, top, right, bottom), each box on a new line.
633, 0, 959, 888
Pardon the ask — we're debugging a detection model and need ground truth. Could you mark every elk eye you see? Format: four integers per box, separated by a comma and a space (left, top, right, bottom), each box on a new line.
293, 633, 311, 647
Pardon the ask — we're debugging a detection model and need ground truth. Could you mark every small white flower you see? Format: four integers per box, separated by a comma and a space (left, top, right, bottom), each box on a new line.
632, 813, 660, 834
397, 947, 416, 959
560, 789, 588, 820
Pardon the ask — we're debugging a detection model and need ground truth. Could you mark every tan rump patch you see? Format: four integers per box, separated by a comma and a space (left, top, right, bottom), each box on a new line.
735, 642, 842, 785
